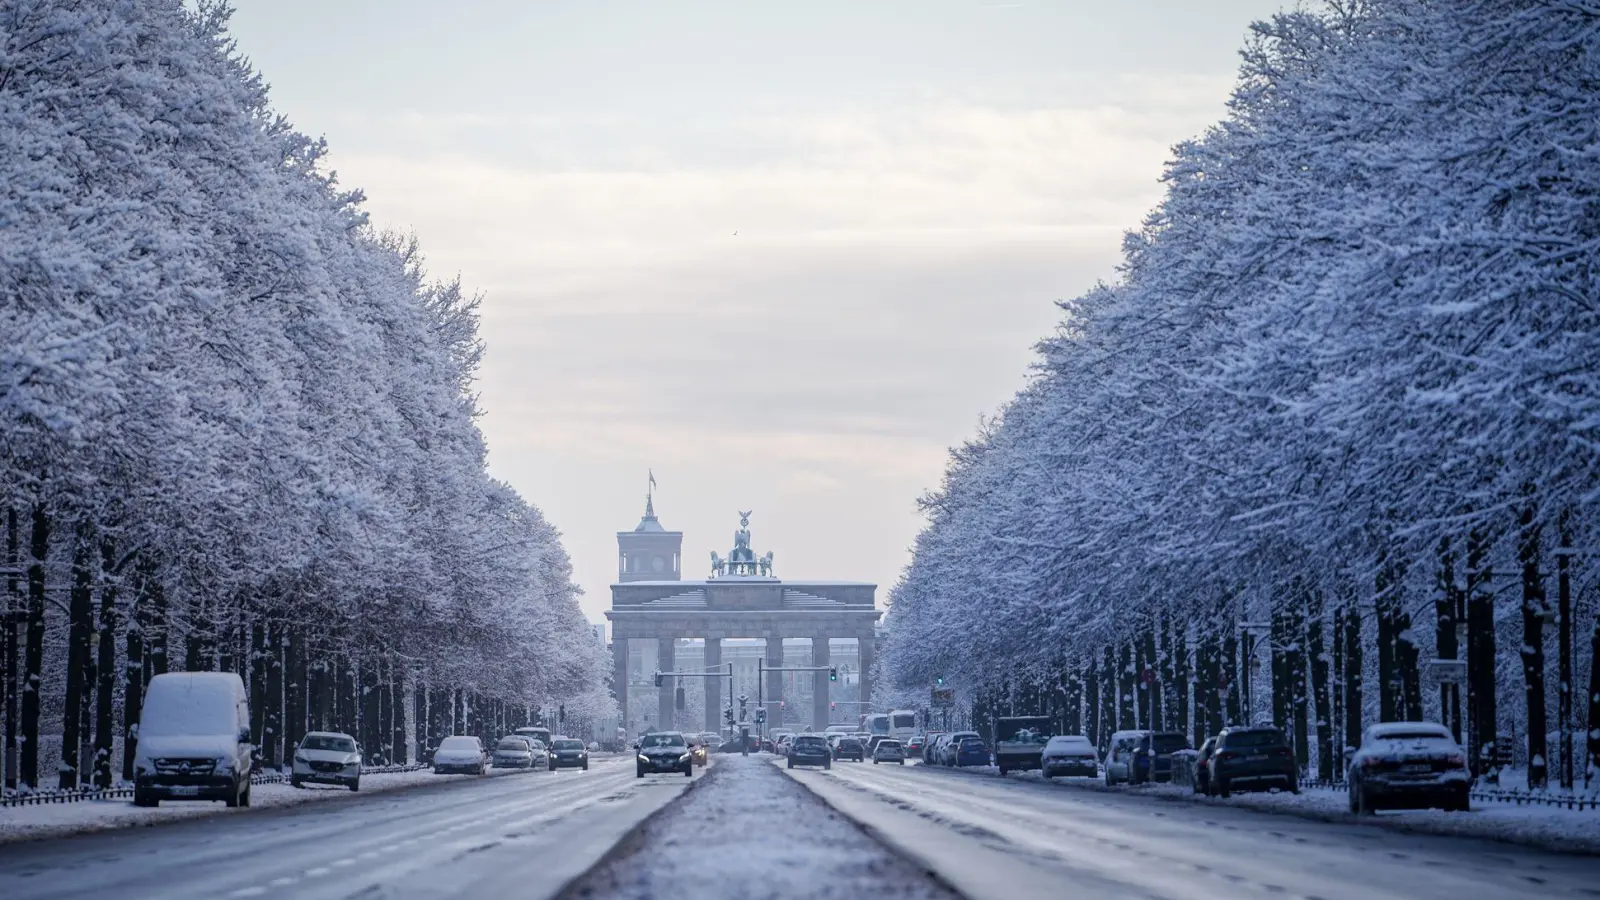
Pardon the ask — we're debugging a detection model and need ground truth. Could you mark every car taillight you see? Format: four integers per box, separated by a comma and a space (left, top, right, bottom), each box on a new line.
1216, 751, 1235, 761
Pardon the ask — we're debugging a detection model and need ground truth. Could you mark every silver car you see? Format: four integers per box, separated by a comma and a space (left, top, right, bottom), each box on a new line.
291, 731, 362, 791
493, 737, 536, 769
873, 739, 906, 765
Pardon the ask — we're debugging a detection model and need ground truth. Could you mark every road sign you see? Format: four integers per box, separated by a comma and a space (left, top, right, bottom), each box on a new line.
931, 688, 955, 708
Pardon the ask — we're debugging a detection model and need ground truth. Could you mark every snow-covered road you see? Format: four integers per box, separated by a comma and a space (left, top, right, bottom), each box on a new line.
780, 760, 1600, 900
0, 756, 690, 900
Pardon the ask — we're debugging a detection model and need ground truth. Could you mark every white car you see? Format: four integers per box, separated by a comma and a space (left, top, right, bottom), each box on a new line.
1040, 735, 1099, 779
1348, 721, 1470, 814
1103, 730, 1150, 786
872, 739, 906, 765
291, 731, 362, 790
433, 735, 488, 775
493, 737, 536, 769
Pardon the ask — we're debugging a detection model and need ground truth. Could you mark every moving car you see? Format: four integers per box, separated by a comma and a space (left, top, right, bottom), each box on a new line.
1131, 731, 1193, 784
291, 731, 362, 791
787, 734, 832, 769
493, 736, 536, 769
550, 738, 589, 770
433, 735, 489, 775
872, 738, 906, 765
1103, 730, 1151, 786
1208, 726, 1297, 796
689, 736, 709, 767
832, 737, 865, 761
131, 672, 253, 808
1348, 721, 1470, 813
1040, 735, 1099, 778
637, 731, 694, 777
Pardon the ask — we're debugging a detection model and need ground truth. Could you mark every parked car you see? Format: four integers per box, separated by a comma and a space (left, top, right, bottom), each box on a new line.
787, 734, 832, 769
1103, 730, 1151, 786
637, 731, 694, 777
1208, 726, 1297, 796
1131, 731, 1193, 784
938, 731, 980, 766
906, 734, 927, 757
993, 716, 1051, 775
1348, 721, 1469, 813
833, 737, 866, 761
514, 726, 553, 750
433, 735, 489, 775
772, 731, 796, 756
493, 736, 536, 769
953, 735, 990, 767
922, 732, 948, 765
873, 739, 907, 765
1040, 735, 1099, 778
1194, 737, 1218, 794
131, 672, 254, 808
291, 731, 363, 791
550, 738, 589, 770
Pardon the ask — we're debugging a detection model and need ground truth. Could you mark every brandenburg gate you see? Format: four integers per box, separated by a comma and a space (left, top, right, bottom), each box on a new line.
606, 495, 880, 735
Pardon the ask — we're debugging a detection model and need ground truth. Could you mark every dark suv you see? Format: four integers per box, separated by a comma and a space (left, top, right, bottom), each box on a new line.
1131, 731, 1192, 784
1208, 726, 1297, 796
636, 732, 693, 778
787, 734, 833, 769
833, 738, 865, 761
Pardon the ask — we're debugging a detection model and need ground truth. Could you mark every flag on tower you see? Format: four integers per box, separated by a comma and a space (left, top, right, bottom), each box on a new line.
648, 469, 656, 491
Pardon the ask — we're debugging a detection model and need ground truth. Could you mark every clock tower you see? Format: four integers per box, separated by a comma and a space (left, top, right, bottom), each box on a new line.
616, 488, 682, 582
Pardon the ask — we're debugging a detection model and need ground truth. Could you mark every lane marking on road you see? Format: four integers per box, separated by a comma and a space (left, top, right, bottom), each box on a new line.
305, 866, 330, 876
267, 877, 297, 887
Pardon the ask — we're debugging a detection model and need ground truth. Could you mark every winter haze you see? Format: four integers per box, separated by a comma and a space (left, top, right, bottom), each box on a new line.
228, 0, 1286, 621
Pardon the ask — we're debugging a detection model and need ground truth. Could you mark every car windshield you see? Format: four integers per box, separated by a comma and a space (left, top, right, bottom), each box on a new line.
839, 739, 862, 749
878, 741, 901, 749
554, 740, 583, 750
301, 735, 355, 752
796, 737, 827, 748
498, 739, 529, 751
439, 737, 478, 752
1222, 730, 1286, 748
1049, 737, 1093, 751
958, 738, 984, 748
642, 734, 685, 748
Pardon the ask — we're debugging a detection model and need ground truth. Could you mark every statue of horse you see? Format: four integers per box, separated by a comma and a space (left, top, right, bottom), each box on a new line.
710, 551, 726, 576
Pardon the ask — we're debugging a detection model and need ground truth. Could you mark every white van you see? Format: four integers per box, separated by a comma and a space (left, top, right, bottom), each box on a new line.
132, 672, 253, 808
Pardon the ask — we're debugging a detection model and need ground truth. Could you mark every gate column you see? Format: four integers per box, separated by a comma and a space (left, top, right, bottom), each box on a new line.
705, 637, 723, 734
657, 637, 676, 732
812, 637, 831, 731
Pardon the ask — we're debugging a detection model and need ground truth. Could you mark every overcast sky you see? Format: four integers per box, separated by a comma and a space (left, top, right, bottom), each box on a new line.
230, 0, 1288, 626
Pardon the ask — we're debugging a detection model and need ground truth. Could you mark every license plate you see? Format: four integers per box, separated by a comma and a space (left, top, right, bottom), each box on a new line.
167, 786, 201, 796
1401, 763, 1431, 774
1246, 754, 1267, 762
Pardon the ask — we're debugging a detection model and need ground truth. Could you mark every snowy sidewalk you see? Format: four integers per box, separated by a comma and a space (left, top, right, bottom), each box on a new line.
0, 765, 539, 844
559, 755, 959, 900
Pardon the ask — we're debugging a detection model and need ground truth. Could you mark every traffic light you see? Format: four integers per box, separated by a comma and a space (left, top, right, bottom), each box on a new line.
779, 700, 786, 709
829, 666, 838, 682
830, 701, 836, 711
755, 709, 766, 724
654, 671, 663, 687
724, 707, 735, 724
936, 676, 944, 686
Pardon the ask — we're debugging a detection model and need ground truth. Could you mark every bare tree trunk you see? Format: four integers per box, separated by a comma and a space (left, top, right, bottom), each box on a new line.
20, 504, 46, 790
1435, 538, 1463, 742
60, 522, 96, 790
1309, 603, 1333, 780
263, 621, 282, 769
1556, 510, 1573, 791
1223, 629, 1240, 725
1518, 494, 1548, 790
1117, 642, 1135, 730
1084, 660, 1101, 750
122, 559, 149, 784
93, 540, 118, 789
285, 627, 306, 759
249, 617, 267, 753
1342, 591, 1363, 764
1376, 556, 1400, 723
1174, 622, 1190, 743
391, 669, 407, 765
1331, 605, 1344, 767
1586, 612, 1599, 788
1099, 646, 1115, 751
1466, 528, 1496, 775
4, 507, 19, 791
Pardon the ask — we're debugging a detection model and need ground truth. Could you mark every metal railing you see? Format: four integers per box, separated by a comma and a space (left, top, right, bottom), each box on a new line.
1297, 778, 1600, 811
0, 762, 430, 808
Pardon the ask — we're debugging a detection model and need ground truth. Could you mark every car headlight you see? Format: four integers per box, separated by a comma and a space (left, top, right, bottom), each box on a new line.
294, 753, 308, 763
216, 756, 233, 773
679, 752, 692, 762
638, 754, 650, 762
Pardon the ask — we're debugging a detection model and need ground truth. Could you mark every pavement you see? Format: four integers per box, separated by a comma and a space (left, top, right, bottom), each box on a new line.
778, 758, 1600, 900
0, 755, 689, 900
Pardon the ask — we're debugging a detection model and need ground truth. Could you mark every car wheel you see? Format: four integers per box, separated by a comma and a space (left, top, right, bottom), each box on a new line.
1217, 777, 1231, 798
1287, 778, 1300, 795
636, 766, 645, 778
349, 778, 360, 792
897, 760, 904, 766
225, 782, 241, 808
291, 777, 303, 789
1451, 791, 1470, 813
133, 792, 157, 808
998, 766, 1007, 776
1348, 784, 1360, 814
1355, 787, 1376, 814
582, 762, 588, 771
788, 759, 795, 769
684, 765, 693, 777
824, 760, 832, 770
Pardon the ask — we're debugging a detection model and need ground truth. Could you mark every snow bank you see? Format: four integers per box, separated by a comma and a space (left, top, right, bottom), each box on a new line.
1001, 769, 1600, 855
0, 766, 534, 845
559, 756, 959, 900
